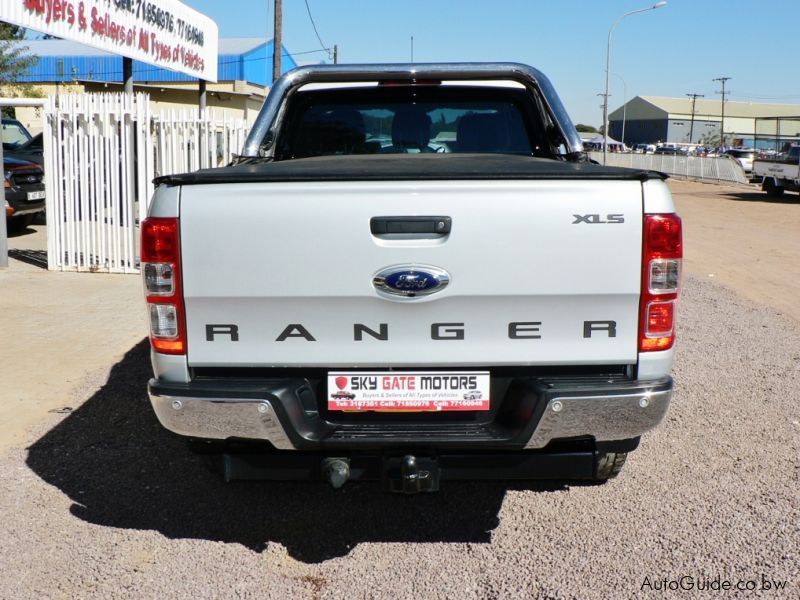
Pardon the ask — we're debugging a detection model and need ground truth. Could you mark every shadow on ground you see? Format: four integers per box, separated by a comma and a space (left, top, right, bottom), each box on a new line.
8, 249, 47, 269
7, 225, 36, 237
26, 341, 566, 563
720, 189, 800, 205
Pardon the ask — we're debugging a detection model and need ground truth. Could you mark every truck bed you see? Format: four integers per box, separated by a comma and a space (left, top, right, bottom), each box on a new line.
156, 154, 666, 186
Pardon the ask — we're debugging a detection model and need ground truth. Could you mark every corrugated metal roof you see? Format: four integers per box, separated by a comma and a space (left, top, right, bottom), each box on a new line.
639, 96, 800, 119
10, 38, 297, 86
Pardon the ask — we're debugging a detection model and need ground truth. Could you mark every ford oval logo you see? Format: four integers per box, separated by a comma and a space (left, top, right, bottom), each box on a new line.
373, 265, 450, 298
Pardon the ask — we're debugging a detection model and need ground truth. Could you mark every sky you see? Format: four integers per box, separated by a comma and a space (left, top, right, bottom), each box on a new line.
183, 0, 800, 128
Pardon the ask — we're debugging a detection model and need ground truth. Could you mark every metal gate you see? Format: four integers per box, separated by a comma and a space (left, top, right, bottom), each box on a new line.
43, 93, 249, 273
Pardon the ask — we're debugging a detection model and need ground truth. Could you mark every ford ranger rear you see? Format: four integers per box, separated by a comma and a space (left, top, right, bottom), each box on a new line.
142, 63, 682, 492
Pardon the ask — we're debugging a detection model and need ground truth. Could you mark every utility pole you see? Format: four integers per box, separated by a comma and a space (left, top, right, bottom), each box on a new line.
272, 0, 282, 84
597, 92, 610, 142
333, 44, 338, 64
686, 93, 704, 143
713, 76, 731, 148
410, 36, 414, 62
198, 79, 207, 116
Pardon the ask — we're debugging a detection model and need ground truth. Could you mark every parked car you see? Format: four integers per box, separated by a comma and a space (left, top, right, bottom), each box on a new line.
655, 146, 692, 156
654, 146, 679, 155
3, 119, 45, 227
4, 155, 45, 231
723, 149, 755, 174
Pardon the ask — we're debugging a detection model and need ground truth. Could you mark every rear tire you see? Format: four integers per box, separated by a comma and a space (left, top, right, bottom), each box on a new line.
594, 451, 628, 481
763, 178, 785, 197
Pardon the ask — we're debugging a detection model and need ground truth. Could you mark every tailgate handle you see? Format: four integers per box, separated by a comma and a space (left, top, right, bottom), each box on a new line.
370, 216, 452, 235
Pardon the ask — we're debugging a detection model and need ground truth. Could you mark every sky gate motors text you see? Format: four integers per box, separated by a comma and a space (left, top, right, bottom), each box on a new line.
348, 375, 479, 391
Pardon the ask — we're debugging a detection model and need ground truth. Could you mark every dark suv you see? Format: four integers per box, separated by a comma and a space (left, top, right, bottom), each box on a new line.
4, 155, 45, 231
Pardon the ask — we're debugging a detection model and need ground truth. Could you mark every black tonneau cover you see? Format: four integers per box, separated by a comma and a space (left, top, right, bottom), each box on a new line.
155, 154, 666, 186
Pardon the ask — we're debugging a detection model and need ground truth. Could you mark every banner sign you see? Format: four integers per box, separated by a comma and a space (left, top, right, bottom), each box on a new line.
327, 371, 492, 412
1, 0, 218, 81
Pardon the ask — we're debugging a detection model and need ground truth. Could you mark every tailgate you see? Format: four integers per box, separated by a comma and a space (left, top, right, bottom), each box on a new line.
180, 179, 643, 367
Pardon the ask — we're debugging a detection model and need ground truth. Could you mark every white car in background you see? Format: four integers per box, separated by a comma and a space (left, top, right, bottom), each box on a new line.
723, 149, 756, 174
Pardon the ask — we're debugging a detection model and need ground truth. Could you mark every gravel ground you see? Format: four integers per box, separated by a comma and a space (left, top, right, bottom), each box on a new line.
0, 274, 798, 599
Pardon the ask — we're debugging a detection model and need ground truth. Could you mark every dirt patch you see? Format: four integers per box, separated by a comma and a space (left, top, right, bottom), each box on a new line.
668, 179, 800, 323
0, 254, 145, 453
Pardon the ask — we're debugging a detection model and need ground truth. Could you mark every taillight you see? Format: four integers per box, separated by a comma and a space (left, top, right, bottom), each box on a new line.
141, 217, 186, 355
639, 214, 682, 352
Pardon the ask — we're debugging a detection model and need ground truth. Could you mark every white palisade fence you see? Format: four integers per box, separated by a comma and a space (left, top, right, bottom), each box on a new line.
44, 93, 249, 273
154, 109, 249, 178
44, 93, 149, 273
588, 152, 749, 185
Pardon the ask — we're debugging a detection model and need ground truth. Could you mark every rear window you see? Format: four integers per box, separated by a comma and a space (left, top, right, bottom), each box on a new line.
274, 85, 552, 160
1, 120, 32, 148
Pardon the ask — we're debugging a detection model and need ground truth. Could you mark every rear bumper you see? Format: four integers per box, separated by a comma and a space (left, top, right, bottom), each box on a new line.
5, 186, 45, 216
148, 375, 672, 451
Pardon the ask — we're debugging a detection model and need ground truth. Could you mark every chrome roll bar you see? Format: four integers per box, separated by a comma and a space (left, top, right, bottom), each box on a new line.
241, 62, 583, 158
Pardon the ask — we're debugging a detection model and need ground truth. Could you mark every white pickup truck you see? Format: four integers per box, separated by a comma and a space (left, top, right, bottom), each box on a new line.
142, 63, 682, 492
753, 145, 800, 197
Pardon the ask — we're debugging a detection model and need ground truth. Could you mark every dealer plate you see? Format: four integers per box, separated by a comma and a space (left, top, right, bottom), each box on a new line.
327, 371, 490, 412
27, 190, 45, 201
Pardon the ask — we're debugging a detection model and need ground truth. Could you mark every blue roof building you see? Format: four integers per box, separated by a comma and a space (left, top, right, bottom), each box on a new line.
14, 38, 299, 85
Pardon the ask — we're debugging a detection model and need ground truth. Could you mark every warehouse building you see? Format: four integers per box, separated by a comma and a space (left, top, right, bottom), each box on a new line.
4, 38, 300, 133
608, 96, 800, 148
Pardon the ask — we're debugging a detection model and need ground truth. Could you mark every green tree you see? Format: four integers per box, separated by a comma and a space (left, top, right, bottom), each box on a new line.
699, 130, 721, 149
0, 21, 36, 85
575, 123, 598, 133
0, 21, 25, 39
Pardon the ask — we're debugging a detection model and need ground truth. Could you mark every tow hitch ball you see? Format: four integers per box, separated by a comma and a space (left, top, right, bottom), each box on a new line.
386, 455, 440, 494
322, 458, 351, 489
322, 455, 440, 493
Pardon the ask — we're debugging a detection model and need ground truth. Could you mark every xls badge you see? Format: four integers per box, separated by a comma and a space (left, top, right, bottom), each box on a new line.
373, 265, 450, 298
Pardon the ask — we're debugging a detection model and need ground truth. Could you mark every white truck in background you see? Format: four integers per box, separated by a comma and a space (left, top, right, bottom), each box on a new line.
753, 145, 800, 197
141, 63, 683, 493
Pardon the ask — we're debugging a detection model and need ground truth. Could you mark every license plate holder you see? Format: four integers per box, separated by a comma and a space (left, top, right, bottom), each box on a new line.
27, 190, 45, 201
327, 371, 491, 412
